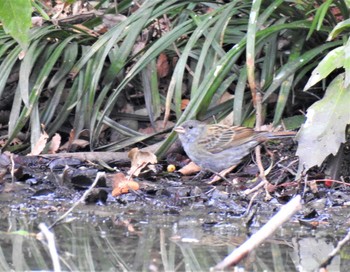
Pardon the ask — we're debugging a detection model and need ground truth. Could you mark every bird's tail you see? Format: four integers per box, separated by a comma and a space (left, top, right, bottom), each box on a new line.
265, 131, 297, 139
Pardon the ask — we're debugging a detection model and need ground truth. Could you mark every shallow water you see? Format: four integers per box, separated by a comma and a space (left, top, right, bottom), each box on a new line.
1, 193, 349, 272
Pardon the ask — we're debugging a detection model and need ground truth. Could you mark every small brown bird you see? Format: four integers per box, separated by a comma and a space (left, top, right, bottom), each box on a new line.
174, 120, 295, 172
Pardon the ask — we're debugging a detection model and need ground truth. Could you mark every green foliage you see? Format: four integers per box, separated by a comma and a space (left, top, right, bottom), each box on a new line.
0, 0, 31, 50
296, 16, 350, 174
282, 115, 306, 131
0, 0, 348, 173
297, 74, 350, 173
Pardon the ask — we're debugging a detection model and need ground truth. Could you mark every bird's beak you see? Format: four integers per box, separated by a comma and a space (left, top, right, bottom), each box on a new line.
174, 126, 185, 134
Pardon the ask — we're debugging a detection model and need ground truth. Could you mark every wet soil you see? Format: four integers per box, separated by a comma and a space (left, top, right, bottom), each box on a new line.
1, 139, 350, 271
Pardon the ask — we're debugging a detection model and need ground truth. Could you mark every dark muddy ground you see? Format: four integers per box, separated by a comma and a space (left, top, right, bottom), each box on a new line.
1, 139, 350, 271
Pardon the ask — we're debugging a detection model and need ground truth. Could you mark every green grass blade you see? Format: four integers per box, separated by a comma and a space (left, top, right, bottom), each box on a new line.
4, 35, 78, 149
0, 45, 21, 99
233, 66, 247, 125
263, 40, 341, 102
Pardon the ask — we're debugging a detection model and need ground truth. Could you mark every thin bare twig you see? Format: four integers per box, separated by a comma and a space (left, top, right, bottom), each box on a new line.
49, 172, 105, 229
254, 91, 272, 199
245, 191, 259, 215
243, 179, 265, 195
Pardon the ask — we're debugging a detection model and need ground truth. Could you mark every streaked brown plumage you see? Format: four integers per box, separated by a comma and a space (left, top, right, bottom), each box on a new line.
174, 120, 295, 172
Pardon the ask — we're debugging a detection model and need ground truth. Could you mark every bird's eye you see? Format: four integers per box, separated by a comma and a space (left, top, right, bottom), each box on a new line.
189, 125, 193, 129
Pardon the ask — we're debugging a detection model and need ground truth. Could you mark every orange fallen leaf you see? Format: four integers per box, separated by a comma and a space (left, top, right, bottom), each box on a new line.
128, 147, 157, 177
178, 161, 201, 175
181, 99, 190, 110
111, 173, 140, 196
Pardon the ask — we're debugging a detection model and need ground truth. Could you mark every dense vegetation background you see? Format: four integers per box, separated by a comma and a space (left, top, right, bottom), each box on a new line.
0, 0, 349, 177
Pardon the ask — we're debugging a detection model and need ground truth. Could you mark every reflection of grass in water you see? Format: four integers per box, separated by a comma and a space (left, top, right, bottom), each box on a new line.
0, 215, 52, 271
160, 228, 176, 271
0, 211, 248, 270
0, 212, 116, 270
0, 200, 342, 271
57, 218, 133, 271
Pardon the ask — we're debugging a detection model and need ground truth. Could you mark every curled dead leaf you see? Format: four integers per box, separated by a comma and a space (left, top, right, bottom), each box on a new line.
128, 147, 157, 177
29, 129, 49, 155
111, 173, 140, 196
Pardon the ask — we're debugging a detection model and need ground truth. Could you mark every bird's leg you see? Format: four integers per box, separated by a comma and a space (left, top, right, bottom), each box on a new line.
191, 170, 211, 182
260, 142, 275, 159
191, 169, 232, 184
208, 165, 237, 184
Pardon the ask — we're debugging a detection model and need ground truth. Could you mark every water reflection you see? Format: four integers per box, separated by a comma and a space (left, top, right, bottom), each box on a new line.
0, 204, 349, 271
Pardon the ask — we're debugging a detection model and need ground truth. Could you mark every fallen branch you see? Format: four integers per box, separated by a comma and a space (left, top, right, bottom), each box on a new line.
38, 151, 128, 163
319, 229, 350, 270
31, 139, 175, 163
213, 195, 302, 270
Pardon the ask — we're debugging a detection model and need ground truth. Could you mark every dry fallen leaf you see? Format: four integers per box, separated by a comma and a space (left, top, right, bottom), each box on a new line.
132, 41, 146, 56
157, 53, 169, 78
128, 147, 157, 177
29, 130, 49, 155
181, 99, 190, 110
66, 129, 75, 150
48, 133, 61, 154
60, 139, 89, 150
111, 172, 140, 196
308, 180, 318, 194
72, 24, 99, 37
32, 16, 44, 27
178, 161, 201, 175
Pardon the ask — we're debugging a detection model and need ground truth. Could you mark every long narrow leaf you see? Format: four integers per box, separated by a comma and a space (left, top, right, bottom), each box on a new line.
19, 40, 47, 106
4, 35, 78, 149
0, 45, 21, 99
93, 19, 195, 141
263, 40, 342, 102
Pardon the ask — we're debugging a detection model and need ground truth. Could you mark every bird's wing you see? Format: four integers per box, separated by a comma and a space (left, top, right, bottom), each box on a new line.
198, 125, 261, 154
